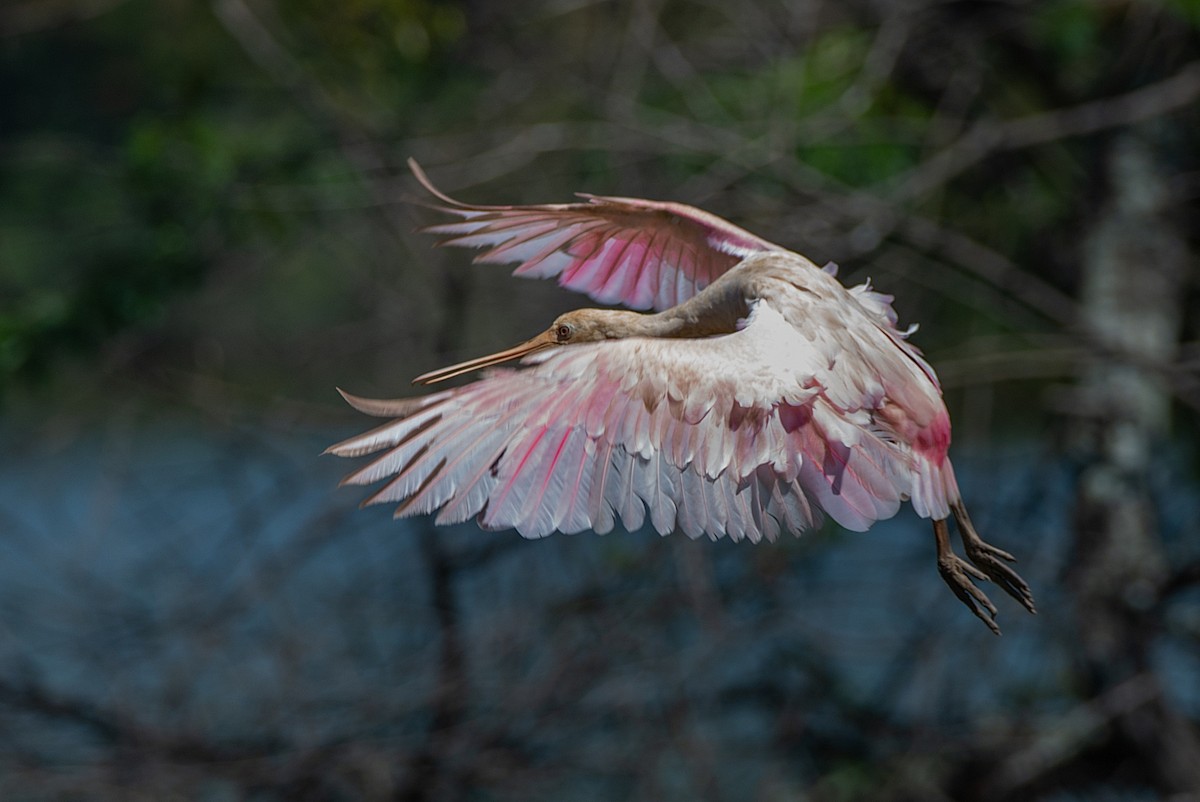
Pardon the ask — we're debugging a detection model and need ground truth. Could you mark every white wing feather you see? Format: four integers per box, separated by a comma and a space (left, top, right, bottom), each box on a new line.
410, 159, 784, 312
328, 302, 924, 542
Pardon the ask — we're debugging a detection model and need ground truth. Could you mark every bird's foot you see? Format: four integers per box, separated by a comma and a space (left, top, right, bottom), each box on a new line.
934, 518, 1001, 635
960, 538, 1037, 616
951, 501, 1037, 616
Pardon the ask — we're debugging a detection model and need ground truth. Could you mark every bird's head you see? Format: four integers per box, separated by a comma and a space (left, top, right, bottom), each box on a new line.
544, 308, 645, 344
414, 308, 642, 385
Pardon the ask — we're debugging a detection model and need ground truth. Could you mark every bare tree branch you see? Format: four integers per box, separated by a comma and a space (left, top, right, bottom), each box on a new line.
979, 673, 1162, 798
1160, 559, 1200, 603
0, 675, 284, 763
890, 61, 1200, 201
210, 0, 437, 303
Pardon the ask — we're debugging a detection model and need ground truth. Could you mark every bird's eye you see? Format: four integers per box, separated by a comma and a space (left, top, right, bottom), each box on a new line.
556, 325, 572, 340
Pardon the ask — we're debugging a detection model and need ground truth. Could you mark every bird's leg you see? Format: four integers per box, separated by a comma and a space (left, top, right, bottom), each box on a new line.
951, 500, 1037, 616
933, 517, 1001, 635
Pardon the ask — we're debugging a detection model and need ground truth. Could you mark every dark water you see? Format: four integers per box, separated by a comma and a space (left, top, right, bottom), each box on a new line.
1, 414, 1197, 798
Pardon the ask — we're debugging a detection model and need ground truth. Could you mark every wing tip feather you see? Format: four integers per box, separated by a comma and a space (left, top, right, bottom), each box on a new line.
336, 387, 434, 418
408, 158, 472, 208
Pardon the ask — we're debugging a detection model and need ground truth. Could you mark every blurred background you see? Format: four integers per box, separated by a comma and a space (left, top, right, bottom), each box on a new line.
2, 0, 1199, 799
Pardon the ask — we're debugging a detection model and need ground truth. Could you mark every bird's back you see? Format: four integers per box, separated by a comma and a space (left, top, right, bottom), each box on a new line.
730, 253, 959, 517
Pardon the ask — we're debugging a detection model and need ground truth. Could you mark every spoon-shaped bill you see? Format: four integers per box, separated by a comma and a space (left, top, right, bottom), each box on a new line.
414, 331, 556, 385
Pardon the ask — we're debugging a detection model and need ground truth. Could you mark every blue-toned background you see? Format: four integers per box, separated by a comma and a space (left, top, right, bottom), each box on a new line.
2, 1, 1199, 799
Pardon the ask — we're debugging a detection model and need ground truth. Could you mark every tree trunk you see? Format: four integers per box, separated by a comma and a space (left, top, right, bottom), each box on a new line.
1068, 131, 1200, 794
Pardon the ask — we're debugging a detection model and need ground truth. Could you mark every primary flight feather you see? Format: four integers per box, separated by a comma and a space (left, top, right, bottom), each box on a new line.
327, 161, 1036, 634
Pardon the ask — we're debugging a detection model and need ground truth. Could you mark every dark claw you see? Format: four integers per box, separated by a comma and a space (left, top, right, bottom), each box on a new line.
962, 539, 1037, 615
938, 552, 1002, 635
951, 501, 1038, 616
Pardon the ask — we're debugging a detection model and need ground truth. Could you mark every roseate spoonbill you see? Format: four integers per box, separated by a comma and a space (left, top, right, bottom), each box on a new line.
327, 160, 1036, 634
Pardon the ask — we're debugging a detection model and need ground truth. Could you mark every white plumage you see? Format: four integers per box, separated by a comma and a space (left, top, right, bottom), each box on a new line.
327, 162, 1036, 633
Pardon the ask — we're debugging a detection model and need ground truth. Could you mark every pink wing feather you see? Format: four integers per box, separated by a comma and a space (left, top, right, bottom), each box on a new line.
409, 159, 785, 312
327, 302, 946, 542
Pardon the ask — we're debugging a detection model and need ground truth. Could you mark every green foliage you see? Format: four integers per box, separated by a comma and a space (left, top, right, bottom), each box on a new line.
1, 0, 1197, 416
1032, 0, 1106, 75
0, 0, 475, 393
704, 31, 869, 122
1167, 0, 1200, 26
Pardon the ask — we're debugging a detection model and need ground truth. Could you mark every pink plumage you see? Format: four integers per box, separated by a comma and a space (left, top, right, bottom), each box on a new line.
410, 159, 783, 311
328, 162, 1036, 634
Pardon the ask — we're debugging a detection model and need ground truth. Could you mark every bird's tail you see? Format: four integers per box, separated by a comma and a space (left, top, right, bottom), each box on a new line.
911, 455, 959, 520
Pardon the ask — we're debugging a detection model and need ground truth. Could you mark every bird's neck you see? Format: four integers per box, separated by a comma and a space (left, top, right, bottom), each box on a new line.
591, 306, 739, 341
586, 279, 749, 340
646, 284, 749, 338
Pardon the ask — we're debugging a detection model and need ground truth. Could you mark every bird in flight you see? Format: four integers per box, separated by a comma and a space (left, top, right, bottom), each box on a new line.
327, 160, 1036, 634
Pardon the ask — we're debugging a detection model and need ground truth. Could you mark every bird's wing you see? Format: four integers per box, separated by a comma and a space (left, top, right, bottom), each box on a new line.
409, 159, 784, 312
327, 302, 913, 542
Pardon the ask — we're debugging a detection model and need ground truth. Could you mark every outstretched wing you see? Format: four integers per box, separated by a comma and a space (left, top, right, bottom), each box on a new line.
410, 159, 784, 312
327, 302, 914, 542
